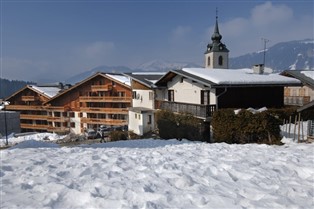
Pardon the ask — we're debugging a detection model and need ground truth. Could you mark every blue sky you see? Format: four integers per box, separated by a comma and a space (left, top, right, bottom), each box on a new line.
1, 0, 313, 82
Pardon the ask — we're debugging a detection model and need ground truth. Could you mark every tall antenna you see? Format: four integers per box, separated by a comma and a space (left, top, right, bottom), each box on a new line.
261, 38, 270, 67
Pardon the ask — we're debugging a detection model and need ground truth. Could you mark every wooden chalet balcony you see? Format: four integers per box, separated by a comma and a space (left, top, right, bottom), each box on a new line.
45, 106, 67, 111
91, 85, 112, 92
21, 96, 36, 101
284, 96, 311, 106
80, 107, 128, 114
47, 116, 70, 122
21, 123, 48, 130
20, 114, 47, 120
81, 118, 127, 126
155, 100, 216, 119
79, 96, 132, 103
47, 126, 70, 133
6, 105, 44, 111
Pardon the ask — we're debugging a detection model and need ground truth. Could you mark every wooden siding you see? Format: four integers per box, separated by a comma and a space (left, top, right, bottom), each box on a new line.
217, 86, 285, 108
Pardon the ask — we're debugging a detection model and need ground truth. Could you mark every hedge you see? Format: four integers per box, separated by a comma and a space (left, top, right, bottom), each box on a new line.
156, 110, 207, 141
212, 109, 282, 145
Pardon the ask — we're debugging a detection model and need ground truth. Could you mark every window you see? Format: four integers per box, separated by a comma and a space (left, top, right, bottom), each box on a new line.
207, 57, 211, 66
201, 90, 210, 105
180, 77, 184, 83
135, 114, 137, 119
148, 115, 152, 124
168, 90, 174, 102
218, 56, 223, 66
112, 81, 116, 86
138, 114, 141, 120
132, 91, 137, 99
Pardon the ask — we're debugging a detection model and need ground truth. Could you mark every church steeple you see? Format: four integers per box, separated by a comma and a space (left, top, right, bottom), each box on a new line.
205, 9, 229, 69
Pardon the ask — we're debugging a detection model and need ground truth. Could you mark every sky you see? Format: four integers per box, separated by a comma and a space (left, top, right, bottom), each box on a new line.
0, 0, 313, 82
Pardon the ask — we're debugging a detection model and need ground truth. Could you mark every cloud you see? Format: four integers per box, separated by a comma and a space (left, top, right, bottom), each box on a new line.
250, 1, 293, 26
84, 41, 115, 58
204, 1, 313, 57
170, 26, 192, 43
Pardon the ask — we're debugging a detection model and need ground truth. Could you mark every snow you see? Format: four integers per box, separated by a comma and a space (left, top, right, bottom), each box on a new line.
30, 85, 61, 98
1, 130, 313, 208
301, 70, 314, 80
182, 68, 301, 85
132, 72, 166, 75
105, 74, 131, 86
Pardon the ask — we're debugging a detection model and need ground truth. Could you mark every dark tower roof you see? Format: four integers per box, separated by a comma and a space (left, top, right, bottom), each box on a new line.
205, 14, 229, 54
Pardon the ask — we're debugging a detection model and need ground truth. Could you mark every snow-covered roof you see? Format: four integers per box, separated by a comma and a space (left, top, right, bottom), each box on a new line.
182, 68, 301, 85
105, 74, 131, 87
30, 86, 61, 98
301, 71, 314, 80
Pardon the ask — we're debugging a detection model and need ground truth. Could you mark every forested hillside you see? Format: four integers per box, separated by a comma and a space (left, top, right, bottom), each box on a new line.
0, 78, 34, 99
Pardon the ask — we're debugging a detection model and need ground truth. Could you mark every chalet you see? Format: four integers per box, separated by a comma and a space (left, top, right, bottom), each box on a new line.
154, 15, 301, 120
155, 67, 301, 119
280, 70, 314, 106
123, 72, 165, 136
5, 84, 62, 132
43, 72, 132, 134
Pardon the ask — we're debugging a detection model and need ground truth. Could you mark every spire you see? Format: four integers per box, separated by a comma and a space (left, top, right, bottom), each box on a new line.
205, 9, 229, 54
211, 8, 222, 42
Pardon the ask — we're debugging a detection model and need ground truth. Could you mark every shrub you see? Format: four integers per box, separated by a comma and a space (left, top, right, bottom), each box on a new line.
109, 131, 128, 141
212, 109, 282, 145
156, 110, 204, 141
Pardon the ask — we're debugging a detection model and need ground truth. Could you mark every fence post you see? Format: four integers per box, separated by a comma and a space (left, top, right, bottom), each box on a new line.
298, 113, 301, 143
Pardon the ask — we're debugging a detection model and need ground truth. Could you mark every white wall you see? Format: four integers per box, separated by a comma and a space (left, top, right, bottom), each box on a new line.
167, 75, 216, 105
70, 112, 81, 134
128, 111, 154, 136
132, 90, 154, 109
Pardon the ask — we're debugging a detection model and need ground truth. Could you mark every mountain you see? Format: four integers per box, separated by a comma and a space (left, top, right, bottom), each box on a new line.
136, 60, 201, 72
65, 65, 134, 85
65, 61, 201, 85
230, 39, 314, 72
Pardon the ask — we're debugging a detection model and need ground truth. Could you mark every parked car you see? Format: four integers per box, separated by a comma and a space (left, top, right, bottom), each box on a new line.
85, 129, 97, 139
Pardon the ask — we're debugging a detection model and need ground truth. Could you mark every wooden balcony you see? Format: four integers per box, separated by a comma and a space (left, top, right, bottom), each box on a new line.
91, 85, 112, 92
47, 126, 70, 133
6, 105, 44, 111
81, 118, 127, 126
80, 96, 132, 103
47, 116, 70, 122
21, 123, 48, 130
21, 96, 36, 101
284, 96, 311, 106
155, 100, 216, 119
80, 107, 128, 114
20, 114, 47, 120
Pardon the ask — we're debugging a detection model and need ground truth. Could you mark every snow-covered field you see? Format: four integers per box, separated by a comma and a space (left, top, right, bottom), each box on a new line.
1, 129, 314, 208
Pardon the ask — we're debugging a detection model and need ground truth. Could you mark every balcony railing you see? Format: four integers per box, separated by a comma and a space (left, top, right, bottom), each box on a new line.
20, 114, 47, 120
21, 123, 48, 130
6, 105, 44, 111
156, 100, 216, 119
80, 107, 128, 114
21, 96, 36, 101
47, 127, 70, 133
81, 118, 127, 126
47, 116, 70, 122
284, 96, 311, 106
79, 96, 132, 103
91, 85, 112, 92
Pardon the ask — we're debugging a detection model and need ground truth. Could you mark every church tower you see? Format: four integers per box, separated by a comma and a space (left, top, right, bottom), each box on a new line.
205, 13, 229, 69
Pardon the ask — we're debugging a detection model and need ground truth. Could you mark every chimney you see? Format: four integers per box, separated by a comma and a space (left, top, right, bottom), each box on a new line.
253, 64, 264, 74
